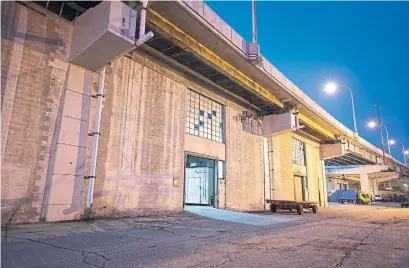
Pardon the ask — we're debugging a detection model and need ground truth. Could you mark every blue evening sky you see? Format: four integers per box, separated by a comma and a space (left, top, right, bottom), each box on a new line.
206, 1, 409, 163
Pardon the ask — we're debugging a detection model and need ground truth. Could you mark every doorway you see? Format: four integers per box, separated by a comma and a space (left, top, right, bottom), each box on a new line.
294, 176, 306, 201
184, 155, 216, 206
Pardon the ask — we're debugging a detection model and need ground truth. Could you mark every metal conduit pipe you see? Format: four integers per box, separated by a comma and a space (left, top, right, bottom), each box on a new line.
86, 67, 105, 210
86, 0, 154, 215
136, 0, 154, 47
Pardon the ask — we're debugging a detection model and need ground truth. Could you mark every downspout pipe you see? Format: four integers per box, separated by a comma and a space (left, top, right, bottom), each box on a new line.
136, 0, 154, 47
86, 67, 105, 210
86, 0, 154, 216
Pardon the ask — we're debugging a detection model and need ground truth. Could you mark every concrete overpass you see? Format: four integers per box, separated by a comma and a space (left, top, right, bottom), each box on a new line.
53, 0, 409, 195
140, 1, 409, 178
62, 0, 408, 177
64, 0, 408, 190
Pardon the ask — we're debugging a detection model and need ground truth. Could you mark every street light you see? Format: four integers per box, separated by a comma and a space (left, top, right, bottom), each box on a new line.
374, 104, 386, 164
323, 82, 358, 137
389, 139, 407, 165
367, 120, 391, 155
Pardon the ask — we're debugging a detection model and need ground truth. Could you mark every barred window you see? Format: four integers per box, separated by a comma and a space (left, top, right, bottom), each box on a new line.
292, 138, 305, 166
186, 90, 223, 142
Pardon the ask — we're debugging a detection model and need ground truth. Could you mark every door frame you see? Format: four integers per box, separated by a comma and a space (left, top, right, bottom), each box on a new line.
183, 152, 219, 208
293, 175, 307, 201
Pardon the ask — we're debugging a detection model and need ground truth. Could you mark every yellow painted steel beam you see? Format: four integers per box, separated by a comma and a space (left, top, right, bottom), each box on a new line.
147, 9, 337, 141
147, 9, 283, 108
299, 114, 336, 140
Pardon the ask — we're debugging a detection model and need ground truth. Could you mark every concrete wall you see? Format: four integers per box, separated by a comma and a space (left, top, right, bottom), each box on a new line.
126, 53, 265, 212
270, 134, 294, 200
1, 2, 73, 224
185, 134, 225, 161
91, 56, 186, 217
42, 65, 93, 222
225, 106, 265, 211
305, 141, 324, 204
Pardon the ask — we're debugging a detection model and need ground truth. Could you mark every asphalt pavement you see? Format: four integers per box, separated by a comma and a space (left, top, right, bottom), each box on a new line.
2, 203, 409, 268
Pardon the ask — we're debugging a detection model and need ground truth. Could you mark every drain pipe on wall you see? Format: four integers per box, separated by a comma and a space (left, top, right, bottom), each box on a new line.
86, 0, 154, 217
86, 67, 106, 213
136, 0, 154, 47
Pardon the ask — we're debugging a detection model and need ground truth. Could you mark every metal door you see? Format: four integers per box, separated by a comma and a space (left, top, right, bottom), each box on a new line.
185, 173, 201, 204
185, 167, 208, 205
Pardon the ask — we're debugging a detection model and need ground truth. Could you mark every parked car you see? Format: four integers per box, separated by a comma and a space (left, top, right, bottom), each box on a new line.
382, 194, 393, 202
374, 195, 382, 201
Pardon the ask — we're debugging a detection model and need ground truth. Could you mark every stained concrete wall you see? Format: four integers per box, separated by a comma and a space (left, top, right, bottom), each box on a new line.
91, 56, 187, 217
42, 65, 94, 222
126, 52, 266, 212
270, 134, 293, 200
305, 141, 324, 204
185, 134, 225, 161
225, 106, 265, 211
89, 51, 267, 214
1, 2, 74, 224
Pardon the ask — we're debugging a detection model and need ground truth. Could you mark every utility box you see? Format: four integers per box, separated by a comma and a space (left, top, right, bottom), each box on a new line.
247, 42, 261, 65
262, 113, 296, 137
69, 1, 137, 72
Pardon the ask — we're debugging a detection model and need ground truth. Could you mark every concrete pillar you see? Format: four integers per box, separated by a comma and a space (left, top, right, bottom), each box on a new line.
321, 161, 328, 207
360, 174, 370, 194
318, 160, 328, 207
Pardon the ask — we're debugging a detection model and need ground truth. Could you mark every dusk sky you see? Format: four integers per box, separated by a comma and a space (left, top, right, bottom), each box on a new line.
206, 1, 409, 163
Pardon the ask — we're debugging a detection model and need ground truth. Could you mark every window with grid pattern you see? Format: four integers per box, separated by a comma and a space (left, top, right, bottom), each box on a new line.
292, 138, 306, 166
186, 90, 223, 142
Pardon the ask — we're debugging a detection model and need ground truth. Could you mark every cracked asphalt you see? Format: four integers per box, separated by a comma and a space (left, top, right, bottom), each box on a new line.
2, 204, 409, 268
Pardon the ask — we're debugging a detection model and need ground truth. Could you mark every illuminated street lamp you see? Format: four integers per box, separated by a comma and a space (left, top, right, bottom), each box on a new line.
367, 120, 391, 155
324, 82, 358, 137
389, 139, 408, 165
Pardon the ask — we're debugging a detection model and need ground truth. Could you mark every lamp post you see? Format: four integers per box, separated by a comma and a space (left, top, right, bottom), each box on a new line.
324, 82, 358, 137
374, 104, 386, 164
367, 121, 391, 155
252, 0, 257, 43
389, 139, 407, 165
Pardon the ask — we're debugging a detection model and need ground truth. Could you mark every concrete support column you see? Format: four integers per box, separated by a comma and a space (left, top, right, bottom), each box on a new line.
370, 179, 379, 196
320, 161, 328, 207
360, 174, 370, 194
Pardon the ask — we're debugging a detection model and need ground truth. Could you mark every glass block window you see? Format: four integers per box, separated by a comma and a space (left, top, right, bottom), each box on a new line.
186, 90, 223, 142
292, 138, 306, 166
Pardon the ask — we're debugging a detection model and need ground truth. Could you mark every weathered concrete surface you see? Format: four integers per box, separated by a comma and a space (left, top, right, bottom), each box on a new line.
1, 1, 73, 224
2, 205, 409, 268
225, 105, 264, 211
92, 56, 187, 218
